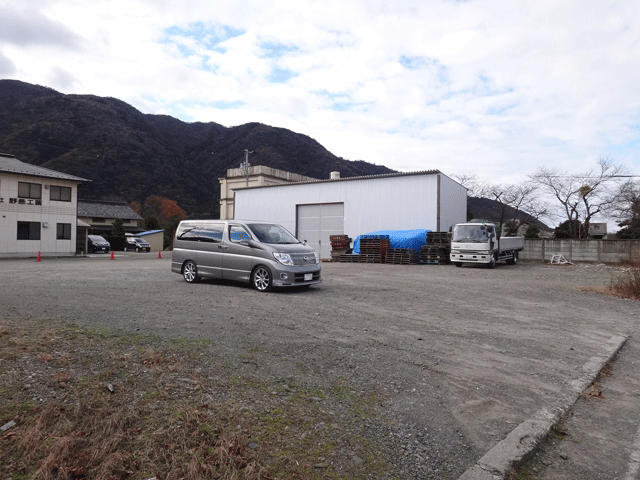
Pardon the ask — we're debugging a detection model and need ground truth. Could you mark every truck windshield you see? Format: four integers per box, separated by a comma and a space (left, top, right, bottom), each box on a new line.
248, 223, 299, 244
452, 225, 489, 243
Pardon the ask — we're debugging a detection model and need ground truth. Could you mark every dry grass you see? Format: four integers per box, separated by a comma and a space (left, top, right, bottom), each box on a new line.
576, 260, 640, 301
0, 319, 390, 480
3, 391, 332, 479
609, 259, 640, 300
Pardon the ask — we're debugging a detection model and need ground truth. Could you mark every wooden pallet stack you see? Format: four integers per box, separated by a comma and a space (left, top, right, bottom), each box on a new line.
340, 235, 390, 263
384, 248, 417, 265
359, 235, 390, 263
330, 235, 352, 262
419, 231, 452, 264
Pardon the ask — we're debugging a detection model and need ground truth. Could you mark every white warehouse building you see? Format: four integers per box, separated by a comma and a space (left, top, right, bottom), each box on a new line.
233, 170, 467, 259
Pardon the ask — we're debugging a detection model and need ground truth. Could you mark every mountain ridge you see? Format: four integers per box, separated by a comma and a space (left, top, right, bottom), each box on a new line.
0, 79, 393, 215
0, 79, 546, 229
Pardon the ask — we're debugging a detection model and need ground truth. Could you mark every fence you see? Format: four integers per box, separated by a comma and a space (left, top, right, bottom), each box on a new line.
521, 239, 640, 263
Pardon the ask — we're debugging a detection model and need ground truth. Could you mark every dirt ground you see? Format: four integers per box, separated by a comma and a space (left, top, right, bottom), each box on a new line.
1, 254, 639, 478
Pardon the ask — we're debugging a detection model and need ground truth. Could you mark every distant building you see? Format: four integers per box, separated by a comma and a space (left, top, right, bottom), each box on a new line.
77, 200, 143, 236
588, 223, 607, 239
0, 153, 89, 258
134, 229, 164, 252
219, 166, 318, 220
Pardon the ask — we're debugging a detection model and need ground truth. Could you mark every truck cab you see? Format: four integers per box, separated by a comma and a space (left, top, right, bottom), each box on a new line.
450, 222, 523, 268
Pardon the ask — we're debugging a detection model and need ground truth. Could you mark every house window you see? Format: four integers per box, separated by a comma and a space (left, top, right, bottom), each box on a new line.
17, 221, 41, 240
50, 186, 71, 202
57, 223, 72, 240
18, 182, 42, 200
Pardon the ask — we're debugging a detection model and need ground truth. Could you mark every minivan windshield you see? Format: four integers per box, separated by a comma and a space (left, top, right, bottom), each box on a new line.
248, 223, 299, 244
88, 235, 108, 243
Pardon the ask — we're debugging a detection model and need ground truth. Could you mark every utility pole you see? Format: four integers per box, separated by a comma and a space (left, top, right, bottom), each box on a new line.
241, 149, 253, 187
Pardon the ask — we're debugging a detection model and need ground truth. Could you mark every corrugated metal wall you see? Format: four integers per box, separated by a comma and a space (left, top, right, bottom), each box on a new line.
234, 173, 467, 253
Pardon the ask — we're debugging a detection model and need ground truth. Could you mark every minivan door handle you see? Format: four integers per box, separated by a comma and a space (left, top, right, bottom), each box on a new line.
218, 245, 230, 250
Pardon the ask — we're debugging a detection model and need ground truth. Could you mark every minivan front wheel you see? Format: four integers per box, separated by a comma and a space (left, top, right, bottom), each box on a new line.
252, 266, 272, 292
183, 260, 199, 283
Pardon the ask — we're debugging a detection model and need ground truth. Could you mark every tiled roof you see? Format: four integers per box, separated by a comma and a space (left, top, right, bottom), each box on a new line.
0, 153, 90, 183
78, 201, 143, 220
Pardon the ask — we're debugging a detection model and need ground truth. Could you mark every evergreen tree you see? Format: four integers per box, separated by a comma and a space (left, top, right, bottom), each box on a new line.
111, 218, 125, 237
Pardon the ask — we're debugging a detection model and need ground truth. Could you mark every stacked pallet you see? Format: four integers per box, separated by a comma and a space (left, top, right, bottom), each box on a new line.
340, 235, 390, 263
384, 248, 417, 265
330, 234, 352, 262
359, 235, 390, 263
338, 253, 380, 263
427, 231, 451, 245
419, 231, 451, 264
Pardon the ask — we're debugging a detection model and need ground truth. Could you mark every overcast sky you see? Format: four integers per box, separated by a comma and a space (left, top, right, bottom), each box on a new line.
2, 0, 639, 186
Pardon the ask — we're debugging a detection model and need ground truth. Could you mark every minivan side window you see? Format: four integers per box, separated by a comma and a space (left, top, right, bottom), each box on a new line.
229, 225, 252, 243
176, 223, 199, 241
200, 224, 224, 242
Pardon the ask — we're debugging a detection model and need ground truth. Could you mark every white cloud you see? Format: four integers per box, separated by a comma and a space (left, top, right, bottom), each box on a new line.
1, 0, 639, 192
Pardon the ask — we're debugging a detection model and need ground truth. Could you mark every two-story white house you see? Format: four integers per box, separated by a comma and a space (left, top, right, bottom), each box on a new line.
0, 153, 90, 258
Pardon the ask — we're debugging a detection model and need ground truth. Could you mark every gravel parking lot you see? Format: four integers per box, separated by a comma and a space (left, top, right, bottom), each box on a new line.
2, 254, 639, 478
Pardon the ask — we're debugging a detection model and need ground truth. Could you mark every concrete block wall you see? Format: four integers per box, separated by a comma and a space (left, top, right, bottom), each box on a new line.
522, 239, 640, 263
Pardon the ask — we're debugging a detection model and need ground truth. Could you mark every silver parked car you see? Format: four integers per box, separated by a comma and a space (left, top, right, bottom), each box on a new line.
171, 220, 321, 292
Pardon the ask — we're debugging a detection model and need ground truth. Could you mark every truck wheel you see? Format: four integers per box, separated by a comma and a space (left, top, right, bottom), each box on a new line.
454, 262, 462, 268
488, 255, 497, 269
506, 251, 519, 265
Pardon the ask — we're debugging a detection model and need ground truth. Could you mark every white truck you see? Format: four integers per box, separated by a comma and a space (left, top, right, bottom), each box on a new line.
449, 222, 524, 268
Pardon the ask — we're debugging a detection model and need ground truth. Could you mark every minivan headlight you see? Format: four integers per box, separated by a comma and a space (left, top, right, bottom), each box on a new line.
273, 252, 294, 266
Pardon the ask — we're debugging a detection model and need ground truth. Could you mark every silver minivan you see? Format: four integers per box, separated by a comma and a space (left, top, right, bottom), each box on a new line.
171, 220, 321, 292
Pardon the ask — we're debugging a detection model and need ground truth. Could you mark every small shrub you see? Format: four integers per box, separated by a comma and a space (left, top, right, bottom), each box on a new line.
609, 260, 640, 300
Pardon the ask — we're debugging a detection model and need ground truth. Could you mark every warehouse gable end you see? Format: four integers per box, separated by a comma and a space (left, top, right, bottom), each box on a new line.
232, 169, 467, 260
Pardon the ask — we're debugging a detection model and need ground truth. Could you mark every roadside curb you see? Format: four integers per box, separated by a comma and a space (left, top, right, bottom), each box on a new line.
458, 334, 629, 480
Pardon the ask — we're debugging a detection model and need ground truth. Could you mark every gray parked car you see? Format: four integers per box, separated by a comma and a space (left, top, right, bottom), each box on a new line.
171, 220, 321, 292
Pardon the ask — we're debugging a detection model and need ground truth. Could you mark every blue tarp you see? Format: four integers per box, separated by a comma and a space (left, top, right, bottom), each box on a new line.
353, 229, 430, 253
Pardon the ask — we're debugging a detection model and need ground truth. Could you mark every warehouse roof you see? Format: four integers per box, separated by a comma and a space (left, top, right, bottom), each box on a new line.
0, 153, 90, 183
233, 169, 452, 190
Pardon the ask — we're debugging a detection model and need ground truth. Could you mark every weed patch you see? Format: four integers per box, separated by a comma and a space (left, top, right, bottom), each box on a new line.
609, 259, 640, 300
0, 317, 393, 479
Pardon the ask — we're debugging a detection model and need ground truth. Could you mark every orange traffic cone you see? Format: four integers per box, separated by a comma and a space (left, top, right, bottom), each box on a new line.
110, 251, 115, 260
36, 251, 41, 262
158, 250, 162, 259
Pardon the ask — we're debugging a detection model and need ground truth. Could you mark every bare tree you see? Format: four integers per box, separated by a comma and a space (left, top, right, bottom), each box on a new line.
612, 179, 640, 238
450, 172, 484, 198
479, 180, 548, 235
451, 172, 548, 233
531, 157, 625, 238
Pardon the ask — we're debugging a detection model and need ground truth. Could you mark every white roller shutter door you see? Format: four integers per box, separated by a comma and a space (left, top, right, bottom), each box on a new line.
297, 203, 344, 259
